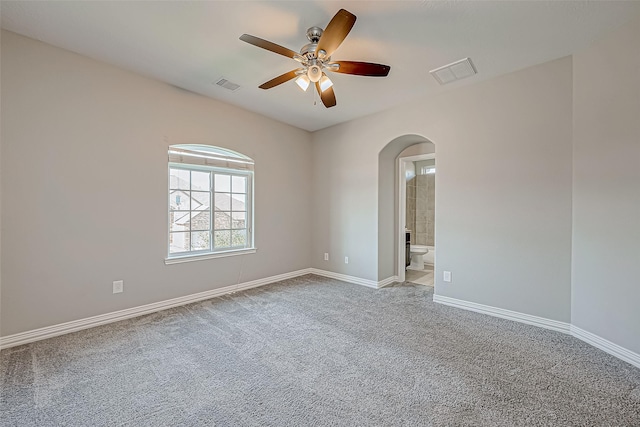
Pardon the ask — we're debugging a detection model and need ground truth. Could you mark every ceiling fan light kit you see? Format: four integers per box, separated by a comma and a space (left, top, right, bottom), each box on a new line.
295, 75, 310, 91
307, 64, 322, 82
240, 9, 390, 108
319, 75, 333, 92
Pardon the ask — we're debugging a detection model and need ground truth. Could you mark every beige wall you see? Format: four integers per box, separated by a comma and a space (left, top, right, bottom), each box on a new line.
312, 56, 574, 322
572, 16, 640, 354
0, 30, 3, 334
0, 31, 312, 336
3, 15, 639, 359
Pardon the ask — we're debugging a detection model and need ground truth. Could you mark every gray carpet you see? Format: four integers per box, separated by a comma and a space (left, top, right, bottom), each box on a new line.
2, 275, 639, 426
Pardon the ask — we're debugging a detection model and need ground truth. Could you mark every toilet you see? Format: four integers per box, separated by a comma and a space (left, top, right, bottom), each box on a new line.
409, 245, 429, 270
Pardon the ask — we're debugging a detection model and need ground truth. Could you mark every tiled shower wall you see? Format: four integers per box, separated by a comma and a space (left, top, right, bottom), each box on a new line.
406, 174, 435, 245
407, 177, 417, 244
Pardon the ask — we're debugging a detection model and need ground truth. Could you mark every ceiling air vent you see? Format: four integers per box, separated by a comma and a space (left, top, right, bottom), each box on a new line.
430, 58, 477, 85
214, 78, 241, 92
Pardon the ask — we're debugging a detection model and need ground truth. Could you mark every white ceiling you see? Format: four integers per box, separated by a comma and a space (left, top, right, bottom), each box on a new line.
2, 1, 639, 132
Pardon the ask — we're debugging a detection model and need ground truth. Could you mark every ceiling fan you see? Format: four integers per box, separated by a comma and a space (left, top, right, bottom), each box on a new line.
240, 9, 390, 108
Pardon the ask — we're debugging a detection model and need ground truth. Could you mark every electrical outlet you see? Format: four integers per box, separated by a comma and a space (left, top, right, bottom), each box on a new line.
344, 256, 349, 264
443, 271, 452, 283
113, 280, 124, 294
324, 253, 329, 261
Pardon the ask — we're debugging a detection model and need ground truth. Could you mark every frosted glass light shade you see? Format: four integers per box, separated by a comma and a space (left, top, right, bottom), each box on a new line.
295, 75, 310, 91
319, 75, 333, 92
307, 65, 322, 82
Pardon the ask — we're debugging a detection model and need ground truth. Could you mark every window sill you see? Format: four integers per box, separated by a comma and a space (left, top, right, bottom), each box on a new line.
165, 248, 257, 265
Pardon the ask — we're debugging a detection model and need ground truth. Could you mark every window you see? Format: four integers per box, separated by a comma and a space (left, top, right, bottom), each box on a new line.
166, 144, 254, 263
421, 166, 436, 175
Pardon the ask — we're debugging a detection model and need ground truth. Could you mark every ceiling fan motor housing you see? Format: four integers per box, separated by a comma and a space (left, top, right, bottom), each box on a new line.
306, 26, 323, 43
301, 26, 331, 81
300, 42, 317, 59
302, 27, 331, 61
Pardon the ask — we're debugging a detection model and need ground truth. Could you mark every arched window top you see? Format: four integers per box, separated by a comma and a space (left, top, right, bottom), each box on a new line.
171, 144, 252, 160
169, 144, 253, 171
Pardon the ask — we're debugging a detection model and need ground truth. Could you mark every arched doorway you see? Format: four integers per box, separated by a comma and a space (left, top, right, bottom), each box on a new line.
378, 135, 436, 284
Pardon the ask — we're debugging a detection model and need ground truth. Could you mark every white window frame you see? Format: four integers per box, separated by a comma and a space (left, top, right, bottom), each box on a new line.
165, 145, 255, 265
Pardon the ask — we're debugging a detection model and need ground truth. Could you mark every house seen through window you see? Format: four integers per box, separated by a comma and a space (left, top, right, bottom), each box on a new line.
168, 144, 254, 259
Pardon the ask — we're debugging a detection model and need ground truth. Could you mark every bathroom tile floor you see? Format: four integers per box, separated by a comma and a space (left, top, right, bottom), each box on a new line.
405, 264, 434, 286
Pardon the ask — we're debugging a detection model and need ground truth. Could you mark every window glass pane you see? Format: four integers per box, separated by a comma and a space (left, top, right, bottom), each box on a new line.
214, 212, 231, 230
170, 190, 190, 210
214, 230, 231, 248
169, 232, 190, 253
232, 176, 246, 194
170, 169, 190, 190
191, 191, 210, 210
231, 212, 246, 229
191, 171, 210, 191
170, 211, 190, 232
191, 231, 210, 251
232, 194, 246, 211
231, 230, 246, 247
190, 211, 210, 231
215, 174, 231, 192
214, 193, 231, 211
169, 151, 253, 258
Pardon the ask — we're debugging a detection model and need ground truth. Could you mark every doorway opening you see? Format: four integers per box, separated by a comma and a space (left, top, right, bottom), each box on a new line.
377, 135, 435, 286
397, 150, 436, 285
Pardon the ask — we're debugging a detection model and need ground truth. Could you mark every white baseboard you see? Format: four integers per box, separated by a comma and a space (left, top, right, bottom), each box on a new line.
433, 294, 571, 333
0, 268, 313, 350
308, 268, 398, 289
571, 325, 640, 369
433, 294, 640, 369
377, 275, 400, 288
5, 271, 637, 371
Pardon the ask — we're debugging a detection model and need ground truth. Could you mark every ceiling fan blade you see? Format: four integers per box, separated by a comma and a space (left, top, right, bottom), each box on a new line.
240, 34, 302, 61
259, 69, 301, 89
327, 61, 390, 77
316, 9, 356, 59
316, 81, 337, 108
